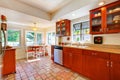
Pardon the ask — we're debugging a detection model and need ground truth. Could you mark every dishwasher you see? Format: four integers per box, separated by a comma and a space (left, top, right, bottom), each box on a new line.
54, 46, 63, 65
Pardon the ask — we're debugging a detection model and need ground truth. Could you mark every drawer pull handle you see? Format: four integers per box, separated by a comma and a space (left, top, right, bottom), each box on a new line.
110, 61, 113, 67
107, 61, 109, 67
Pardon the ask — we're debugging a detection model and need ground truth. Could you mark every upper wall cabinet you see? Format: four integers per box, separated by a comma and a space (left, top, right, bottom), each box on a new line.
56, 19, 71, 36
90, 1, 120, 34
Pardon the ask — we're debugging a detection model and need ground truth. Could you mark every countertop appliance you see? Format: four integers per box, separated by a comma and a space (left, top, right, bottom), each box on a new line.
54, 46, 63, 65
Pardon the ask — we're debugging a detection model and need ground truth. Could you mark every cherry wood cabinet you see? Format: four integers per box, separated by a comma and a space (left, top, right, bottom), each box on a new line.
63, 47, 83, 73
56, 19, 71, 36
62, 46, 120, 80
71, 48, 82, 74
82, 50, 110, 80
2, 49, 16, 75
90, 1, 120, 34
110, 54, 120, 80
51, 45, 54, 61
63, 47, 72, 68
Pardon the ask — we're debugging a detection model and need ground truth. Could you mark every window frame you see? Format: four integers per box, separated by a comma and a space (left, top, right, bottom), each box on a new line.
25, 31, 43, 46
36, 32, 43, 45
46, 31, 55, 45
7, 28, 21, 47
72, 21, 91, 42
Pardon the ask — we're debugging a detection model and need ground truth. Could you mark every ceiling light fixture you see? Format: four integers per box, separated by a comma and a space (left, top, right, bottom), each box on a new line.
32, 23, 37, 31
99, 1, 105, 6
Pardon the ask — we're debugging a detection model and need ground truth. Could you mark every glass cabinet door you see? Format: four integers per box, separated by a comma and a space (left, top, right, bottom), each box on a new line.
106, 3, 120, 32
91, 10, 102, 33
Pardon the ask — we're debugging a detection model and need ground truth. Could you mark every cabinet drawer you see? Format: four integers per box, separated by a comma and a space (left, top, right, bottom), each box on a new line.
83, 50, 92, 56
110, 54, 120, 62
63, 47, 72, 52
72, 48, 82, 54
83, 50, 110, 59
92, 51, 110, 59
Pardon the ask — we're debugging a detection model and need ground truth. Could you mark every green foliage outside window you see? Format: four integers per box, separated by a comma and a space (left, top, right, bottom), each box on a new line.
7, 30, 20, 42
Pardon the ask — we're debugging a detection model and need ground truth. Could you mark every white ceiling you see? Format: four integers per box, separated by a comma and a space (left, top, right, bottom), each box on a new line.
17, 0, 73, 13
0, 0, 118, 28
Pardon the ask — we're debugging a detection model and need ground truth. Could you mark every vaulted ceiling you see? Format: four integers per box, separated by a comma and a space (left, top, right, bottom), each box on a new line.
0, 0, 118, 28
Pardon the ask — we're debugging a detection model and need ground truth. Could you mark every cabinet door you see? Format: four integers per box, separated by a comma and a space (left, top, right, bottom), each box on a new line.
110, 54, 120, 80
2, 49, 16, 75
63, 51, 72, 68
110, 61, 120, 80
83, 50, 110, 80
106, 1, 120, 33
56, 22, 61, 36
71, 49, 82, 74
90, 8, 103, 34
63, 47, 72, 68
51, 45, 54, 61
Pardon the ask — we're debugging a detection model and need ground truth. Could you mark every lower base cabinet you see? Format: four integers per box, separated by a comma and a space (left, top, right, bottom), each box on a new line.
71, 49, 82, 74
63, 47, 82, 73
62, 47, 120, 80
82, 50, 110, 80
110, 54, 120, 80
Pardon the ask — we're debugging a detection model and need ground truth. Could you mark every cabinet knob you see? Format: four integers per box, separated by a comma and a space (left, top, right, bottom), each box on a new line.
110, 61, 113, 67
107, 61, 109, 67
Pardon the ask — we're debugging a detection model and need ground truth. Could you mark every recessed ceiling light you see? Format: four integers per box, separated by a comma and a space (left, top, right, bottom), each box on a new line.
72, 14, 75, 16
99, 1, 105, 6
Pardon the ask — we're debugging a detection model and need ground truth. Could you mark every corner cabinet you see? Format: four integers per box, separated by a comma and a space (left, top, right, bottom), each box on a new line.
90, 1, 120, 34
56, 19, 71, 36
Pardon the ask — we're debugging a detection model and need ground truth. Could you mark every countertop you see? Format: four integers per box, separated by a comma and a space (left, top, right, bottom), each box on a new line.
54, 45, 120, 54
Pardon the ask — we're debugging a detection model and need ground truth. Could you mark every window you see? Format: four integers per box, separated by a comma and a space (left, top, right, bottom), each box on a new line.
25, 31, 43, 46
36, 33, 42, 45
47, 32, 55, 45
72, 21, 90, 42
7, 29, 21, 46
26, 31, 35, 46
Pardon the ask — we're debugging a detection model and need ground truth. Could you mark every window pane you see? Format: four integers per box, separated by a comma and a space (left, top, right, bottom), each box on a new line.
26, 32, 35, 46
47, 32, 55, 45
73, 23, 81, 42
37, 33, 42, 45
72, 21, 90, 42
7, 30, 20, 46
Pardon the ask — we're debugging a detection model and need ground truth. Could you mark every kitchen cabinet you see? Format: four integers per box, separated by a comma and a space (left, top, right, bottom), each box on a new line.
90, 1, 120, 34
63, 47, 83, 73
71, 48, 82, 74
106, 1, 120, 33
2, 49, 16, 75
63, 47, 72, 68
82, 50, 110, 80
51, 45, 54, 61
110, 54, 120, 80
56, 19, 71, 36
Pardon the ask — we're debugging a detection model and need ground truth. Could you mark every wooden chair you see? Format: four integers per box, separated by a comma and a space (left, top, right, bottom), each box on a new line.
35, 46, 45, 58
25, 46, 35, 60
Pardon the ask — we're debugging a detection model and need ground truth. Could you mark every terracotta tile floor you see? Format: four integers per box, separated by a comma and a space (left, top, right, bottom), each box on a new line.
0, 56, 89, 80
